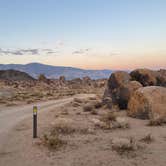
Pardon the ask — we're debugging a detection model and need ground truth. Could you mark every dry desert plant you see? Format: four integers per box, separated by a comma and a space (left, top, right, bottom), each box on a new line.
140, 134, 154, 144
73, 98, 84, 103
43, 133, 66, 150
98, 112, 130, 130
147, 119, 166, 126
51, 122, 76, 135
93, 101, 103, 109
90, 109, 98, 115
111, 137, 140, 156
100, 111, 117, 122
83, 104, 94, 112
51, 118, 90, 135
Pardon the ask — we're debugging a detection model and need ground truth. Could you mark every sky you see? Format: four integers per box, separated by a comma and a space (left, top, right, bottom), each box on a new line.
0, 0, 166, 70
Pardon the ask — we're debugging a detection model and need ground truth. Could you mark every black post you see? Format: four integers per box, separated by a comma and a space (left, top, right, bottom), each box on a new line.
33, 106, 37, 138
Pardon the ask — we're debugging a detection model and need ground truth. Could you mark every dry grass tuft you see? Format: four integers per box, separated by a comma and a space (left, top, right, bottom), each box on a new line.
51, 119, 90, 135
100, 112, 117, 122
60, 108, 69, 115
26, 99, 34, 104
97, 112, 129, 130
147, 119, 166, 126
91, 109, 98, 115
51, 123, 76, 135
71, 101, 81, 107
93, 101, 103, 109
88, 97, 97, 100
73, 98, 83, 103
111, 137, 140, 156
43, 133, 66, 150
140, 134, 154, 144
83, 104, 94, 112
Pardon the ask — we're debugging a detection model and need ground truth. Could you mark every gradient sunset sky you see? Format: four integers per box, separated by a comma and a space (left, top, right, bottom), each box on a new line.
0, 0, 166, 70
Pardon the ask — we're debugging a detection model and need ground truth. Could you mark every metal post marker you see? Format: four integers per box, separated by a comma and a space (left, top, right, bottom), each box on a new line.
33, 106, 38, 138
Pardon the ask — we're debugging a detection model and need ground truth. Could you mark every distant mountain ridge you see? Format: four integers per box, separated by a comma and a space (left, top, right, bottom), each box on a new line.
0, 63, 113, 80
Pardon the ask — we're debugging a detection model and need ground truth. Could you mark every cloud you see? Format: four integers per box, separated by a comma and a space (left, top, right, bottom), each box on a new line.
0, 48, 39, 55
72, 48, 90, 55
19, 49, 39, 55
42, 49, 53, 52
47, 51, 57, 54
11, 51, 24, 55
0, 48, 59, 56
41, 49, 58, 55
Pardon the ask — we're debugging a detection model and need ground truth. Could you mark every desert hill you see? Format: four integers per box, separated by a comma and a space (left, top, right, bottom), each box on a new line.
0, 69, 34, 81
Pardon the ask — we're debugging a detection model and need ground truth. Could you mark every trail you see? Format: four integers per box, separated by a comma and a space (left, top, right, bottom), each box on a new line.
0, 94, 95, 151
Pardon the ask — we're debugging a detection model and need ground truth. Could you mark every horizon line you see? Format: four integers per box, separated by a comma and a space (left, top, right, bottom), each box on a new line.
0, 62, 165, 71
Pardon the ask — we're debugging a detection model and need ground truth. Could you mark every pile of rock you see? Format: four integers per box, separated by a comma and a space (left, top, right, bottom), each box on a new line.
103, 71, 142, 109
103, 68, 166, 121
130, 69, 166, 87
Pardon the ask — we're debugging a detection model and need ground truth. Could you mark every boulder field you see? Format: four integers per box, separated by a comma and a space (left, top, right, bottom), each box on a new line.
103, 68, 166, 120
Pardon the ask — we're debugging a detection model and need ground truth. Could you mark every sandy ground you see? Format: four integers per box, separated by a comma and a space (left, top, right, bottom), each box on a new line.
0, 94, 166, 166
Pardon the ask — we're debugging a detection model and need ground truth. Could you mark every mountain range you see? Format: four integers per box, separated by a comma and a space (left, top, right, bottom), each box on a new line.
0, 63, 113, 80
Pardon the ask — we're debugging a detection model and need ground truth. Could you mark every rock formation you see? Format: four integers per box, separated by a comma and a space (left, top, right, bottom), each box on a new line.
127, 86, 166, 121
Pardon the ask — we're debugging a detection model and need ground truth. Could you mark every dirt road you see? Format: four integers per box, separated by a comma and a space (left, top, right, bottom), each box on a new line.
0, 94, 94, 151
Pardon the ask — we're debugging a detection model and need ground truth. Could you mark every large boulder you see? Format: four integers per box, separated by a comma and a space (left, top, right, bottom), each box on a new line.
117, 81, 142, 109
156, 69, 166, 87
59, 76, 66, 85
108, 71, 131, 89
130, 69, 157, 86
59, 76, 66, 82
103, 71, 135, 109
82, 76, 92, 85
127, 86, 166, 120
38, 74, 48, 82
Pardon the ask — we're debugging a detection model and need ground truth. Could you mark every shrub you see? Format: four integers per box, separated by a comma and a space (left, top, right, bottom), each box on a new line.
73, 98, 83, 103
98, 113, 129, 130
91, 109, 98, 115
71, 101, 81, 107
83, 104, 94, 112
140, 134, 154, 144
51, 123, 76, 135
43, 133, 66, 150
94, 101, 103, 109
88, 97, 97, 100
147, 119, 166, 126
111, 137, 139, 156
60, 108, 69, 115
50, 119, 90, 135
100, 112, 116, 122
114, 117, 130, 129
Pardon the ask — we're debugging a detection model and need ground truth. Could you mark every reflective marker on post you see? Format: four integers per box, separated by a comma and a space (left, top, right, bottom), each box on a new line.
33, 106, 37, 138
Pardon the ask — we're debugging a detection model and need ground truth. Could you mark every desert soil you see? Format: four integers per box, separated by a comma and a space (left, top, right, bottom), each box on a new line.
0, 94, 166, 166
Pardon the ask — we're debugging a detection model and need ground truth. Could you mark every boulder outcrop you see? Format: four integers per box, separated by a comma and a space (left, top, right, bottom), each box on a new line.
103, 71, 142, 109
127, 86, 166, 120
